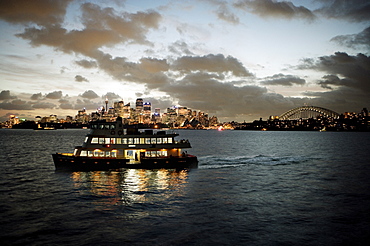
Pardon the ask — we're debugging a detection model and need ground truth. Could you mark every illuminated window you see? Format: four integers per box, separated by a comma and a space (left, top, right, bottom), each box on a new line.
73, 149, 78, 156
122, 138, 127, 144
91, 138, 99, 144
157, 138, 162, 144
99, 138, 105, 144
100, 151, 105, 157
105, 124, 110, 129
162, 138, 168, 144
105, 151, 110, 157
145, 138, 151, 144
151, 138, 156, 144
110, 124, 115, 129
105, 138, 110, 144
116, 138, 121, 144
128, 138, 133, 144
94, 150, 100, 157
99, 124, 104, 129
168, 138, 173, 143
88, 151, 93, 157
80, 150, 87, 156
111, 151, 117, 158
134, 138, 140, 144
110, 138, 115, 144
84, 137, 88, 143
140, 138, 145, 144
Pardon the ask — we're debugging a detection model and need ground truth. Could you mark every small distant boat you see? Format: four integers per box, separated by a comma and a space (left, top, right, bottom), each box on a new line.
52, 117, 198, 171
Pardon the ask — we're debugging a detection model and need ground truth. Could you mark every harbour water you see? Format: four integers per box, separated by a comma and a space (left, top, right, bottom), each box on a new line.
1, 129, 370, 245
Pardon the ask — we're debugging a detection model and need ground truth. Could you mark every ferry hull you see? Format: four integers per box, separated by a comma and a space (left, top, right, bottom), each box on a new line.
52, 153, 198, 171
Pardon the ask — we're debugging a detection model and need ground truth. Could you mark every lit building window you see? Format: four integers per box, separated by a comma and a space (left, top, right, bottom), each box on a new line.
91, 138, 99, 144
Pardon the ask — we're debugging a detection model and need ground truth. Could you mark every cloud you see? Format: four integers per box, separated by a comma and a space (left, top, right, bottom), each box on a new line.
15, 3, 162, 57
171, 54, 253, 77
80, 90, 99, 99
30, 92, 42, 100
0, 0, 73, 25
261, 74, 306, 86
102, 92, 121, 101
75, 75, 89, 82
297, 52, 370, 112
32, 102, 56, 109
75, 59, 98, 68
234, 0, 316, 21
315, 0, 370, 22
0, 99, 33, 110
331, 26, 370, 50
168, 41, 194, 56
0, 90, 17, 100
46, 91, 63, 99
215, 4, 240, 24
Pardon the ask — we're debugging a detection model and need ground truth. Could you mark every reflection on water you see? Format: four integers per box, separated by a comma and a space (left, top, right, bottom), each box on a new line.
71, 169, 189, 209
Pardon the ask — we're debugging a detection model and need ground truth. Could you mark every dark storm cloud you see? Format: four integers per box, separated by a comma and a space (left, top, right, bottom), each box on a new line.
331, 26, 370, 50
0, 0, 72, 25
261, 74, 306, 86
75, 75, 89, 82
0, 90, 17, 100
234, 0, 316, 20
80, 90, 99, 99
315, 0, 370, 22
45, 91, 63, 99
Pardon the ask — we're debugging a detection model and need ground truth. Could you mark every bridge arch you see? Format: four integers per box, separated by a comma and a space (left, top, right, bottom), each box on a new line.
279, 106, 340, 120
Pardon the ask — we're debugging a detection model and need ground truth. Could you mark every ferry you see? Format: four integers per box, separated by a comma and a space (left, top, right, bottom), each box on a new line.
52, 117, 198, 171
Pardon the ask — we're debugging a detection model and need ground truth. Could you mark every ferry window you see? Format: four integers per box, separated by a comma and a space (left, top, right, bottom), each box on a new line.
118, 149, 123, 156
116, 138, 121, 144
110, 124, 115, 129
91, 124, 97, 129
162, 151, 167, 156
105, 124, 110, 129
80, 150, 87, 156
99, 124, 104, 129
140, 138, 145, 144
156, 151, 161, 157
100, 151, 105, 157
157, 138, 162, 144
145, 138, 151, 144
84, 137, 88, 143
88, 151, 93, 157
145, 152, 150, 157
128, 138, 133, 144
110, 138, 115, 144
122, 138, 127, 144
91, 138, 99, 144
73, 149, 78, 156
111, 151, 117, 158
168, 138, 173, 143
151, 138, 156, 144
99, 138, 105, 144
105, 151, 110, 157
105, 138, 110, 144
94, 150, 99, 157
162, 138, 168, 144
151, 151, 157, 157
134, 138, 140, 144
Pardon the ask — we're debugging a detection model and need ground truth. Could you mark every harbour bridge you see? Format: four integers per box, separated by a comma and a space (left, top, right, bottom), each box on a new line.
279, 106, 340, 120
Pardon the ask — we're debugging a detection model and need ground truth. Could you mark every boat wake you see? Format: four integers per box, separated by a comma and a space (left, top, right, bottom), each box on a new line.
198, 154, 311, 169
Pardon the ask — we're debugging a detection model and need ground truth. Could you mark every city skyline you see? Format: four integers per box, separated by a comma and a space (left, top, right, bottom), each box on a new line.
1, 0, 369, 122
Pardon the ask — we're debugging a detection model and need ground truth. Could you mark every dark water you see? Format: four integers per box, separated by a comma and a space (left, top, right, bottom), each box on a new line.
1, 129, 370, 245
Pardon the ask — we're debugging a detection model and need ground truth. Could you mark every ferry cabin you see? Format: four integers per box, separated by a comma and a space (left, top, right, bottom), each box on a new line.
72, 121, 191, 164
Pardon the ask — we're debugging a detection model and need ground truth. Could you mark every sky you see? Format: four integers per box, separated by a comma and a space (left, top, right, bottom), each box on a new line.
0, 0, 369, 122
